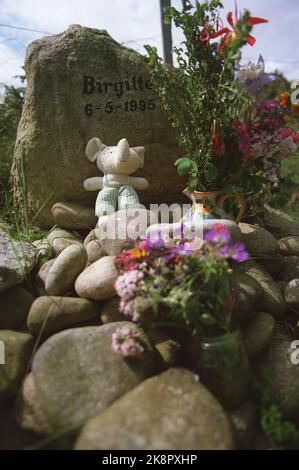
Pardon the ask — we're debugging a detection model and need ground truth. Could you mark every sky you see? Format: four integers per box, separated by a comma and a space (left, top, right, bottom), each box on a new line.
0, 0, 298, 87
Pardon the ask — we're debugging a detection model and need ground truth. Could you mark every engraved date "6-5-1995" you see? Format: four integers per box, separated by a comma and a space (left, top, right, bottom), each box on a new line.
84, 99, 156, 116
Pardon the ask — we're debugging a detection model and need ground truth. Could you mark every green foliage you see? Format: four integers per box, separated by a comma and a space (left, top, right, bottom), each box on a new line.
257, 362, 299, 449
258, 70, 290, 101
261, 405, 299, 449
145, 0, 252, 191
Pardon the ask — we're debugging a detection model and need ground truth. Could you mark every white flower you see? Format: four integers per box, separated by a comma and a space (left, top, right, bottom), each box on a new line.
237, 55, 265, 83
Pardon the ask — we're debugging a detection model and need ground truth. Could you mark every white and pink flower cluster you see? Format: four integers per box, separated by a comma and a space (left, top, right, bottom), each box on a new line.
115, 269, 144, 322
111, 325, 144, 358
249, 128, 299, 187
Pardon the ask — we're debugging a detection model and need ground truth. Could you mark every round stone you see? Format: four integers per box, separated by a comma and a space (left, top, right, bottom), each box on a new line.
45, 245, 87, 296
74, 368, 234, 450
75, 256, 117, 301
31, 323, 160, 431
242, 313, 275, 359
27, 296, 99, 336
0, 286, 34, 330
239, 223, 278, 256
52, 202, 97, 230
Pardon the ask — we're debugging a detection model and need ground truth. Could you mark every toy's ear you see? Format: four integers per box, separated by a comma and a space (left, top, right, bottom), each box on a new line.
86, 137, 106, 162
133, 146, 145, 168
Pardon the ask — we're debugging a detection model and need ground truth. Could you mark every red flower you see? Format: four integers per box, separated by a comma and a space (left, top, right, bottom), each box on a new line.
281, 127, 299, 143
210, 1, 267, 50
199, 23, 211, 45
211, 123, 225, 156
212, 132, 225, 156
232, 120, 252, 159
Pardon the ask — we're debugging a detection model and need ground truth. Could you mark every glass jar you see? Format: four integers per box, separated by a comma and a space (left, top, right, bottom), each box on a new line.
195, 330, 251, 409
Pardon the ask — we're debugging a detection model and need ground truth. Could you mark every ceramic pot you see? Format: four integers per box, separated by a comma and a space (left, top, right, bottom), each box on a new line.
182, 189, 246, 225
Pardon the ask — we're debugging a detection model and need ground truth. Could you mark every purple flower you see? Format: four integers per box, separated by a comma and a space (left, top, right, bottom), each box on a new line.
204, 224, 249, 262
163, 240, 194, 261
112, 326, 144, 357
140, 235, 165, 250
204, 224, 232, 245
219, 241, 249, 262
258, 99, 282, 113
236, 55, 276, 96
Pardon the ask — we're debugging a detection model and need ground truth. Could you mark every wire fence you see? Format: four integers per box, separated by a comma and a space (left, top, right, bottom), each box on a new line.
0, 22, 299, 87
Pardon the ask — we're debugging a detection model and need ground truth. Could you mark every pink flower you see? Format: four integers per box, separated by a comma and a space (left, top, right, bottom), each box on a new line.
119, 298, 140, 322
115, 270, 144, 302
112, 326, 144, 358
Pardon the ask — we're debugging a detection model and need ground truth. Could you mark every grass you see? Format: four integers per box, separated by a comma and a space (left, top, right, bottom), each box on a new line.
0, 150, 52, 244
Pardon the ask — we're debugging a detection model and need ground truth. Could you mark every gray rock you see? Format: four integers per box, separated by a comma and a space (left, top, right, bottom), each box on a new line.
47, 228, 83, 256
75, 255, 117, 301
27, 296, 99, 336
229, 401, 258, 450
74, 368, 234, 450
32, 238, 53, 260
0, 229, 36, 293
0, 397, 37, 450
86, 240, 105, 265
284, 279, 299, 308
280, 256, 299, 283
36, 258, 56, 285
260, 340, 299, 419
52, 202, 97, 230
230, 272, 264, 322
262, 206, 299, 239
0, 286, 34, 330
83, 229, 97, 247
239, 223, 278, 256
257, 256, 284, 277
238, 260, 286, 318
19, 373, 52, 434
34, 259, 56, 296
0, 331, 34, 398
100, 297, 125, 324
242, 313, 275, 359
45, 244, 87, 296
147, 330, 181, 368
276, 280, 287, 295
278, 236, 299, 256
31, 323, 160, 431
96, 209, 153, 256
12, 25, 182, 227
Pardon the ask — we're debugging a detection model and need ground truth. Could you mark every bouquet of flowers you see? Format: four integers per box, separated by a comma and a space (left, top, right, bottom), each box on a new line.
145, 0, 299, 217
112, 225, 249, 356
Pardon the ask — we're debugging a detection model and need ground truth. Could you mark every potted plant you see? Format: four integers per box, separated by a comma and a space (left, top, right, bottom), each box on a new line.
145, 1, 299, 222
112, 225, 251, 407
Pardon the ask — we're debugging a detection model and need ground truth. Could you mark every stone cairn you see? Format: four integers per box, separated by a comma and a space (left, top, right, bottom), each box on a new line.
1, 202, 299, 450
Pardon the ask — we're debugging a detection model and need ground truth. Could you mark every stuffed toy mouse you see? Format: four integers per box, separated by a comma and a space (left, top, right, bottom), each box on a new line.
83, 137, 149, 218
